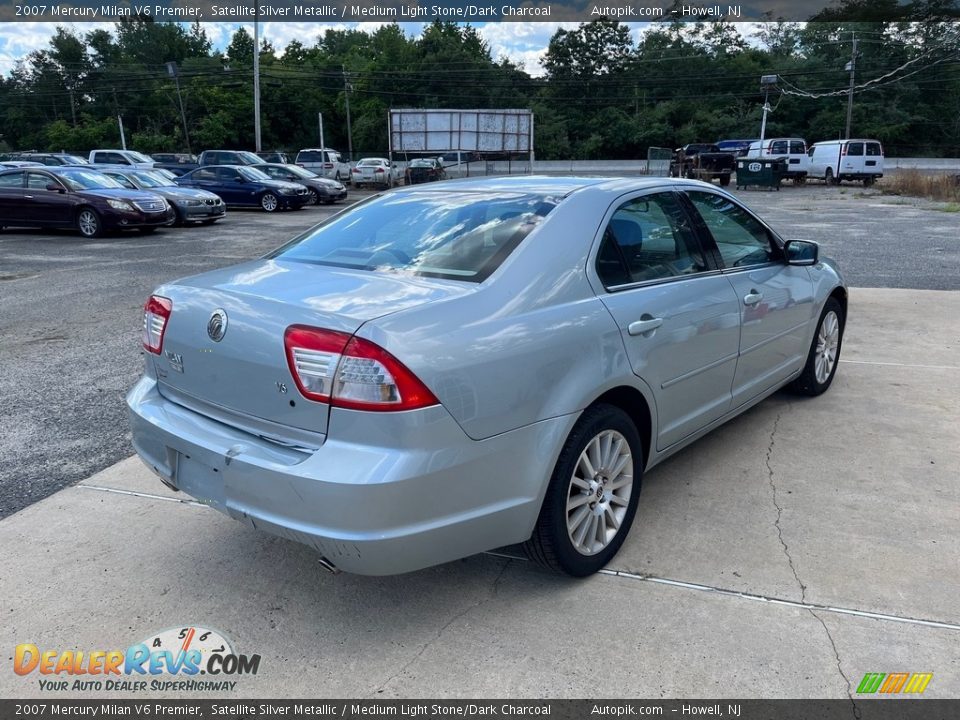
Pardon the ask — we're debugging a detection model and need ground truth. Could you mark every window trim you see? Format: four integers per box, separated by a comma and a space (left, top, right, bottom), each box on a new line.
588, 188, 721, 294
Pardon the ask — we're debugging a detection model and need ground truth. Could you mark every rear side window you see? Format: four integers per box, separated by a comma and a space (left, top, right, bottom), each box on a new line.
866, 143, 882, 156
271, 191, 558, 283
0, 171, 24, 187
847, 142, 864, 157
597, 192, 706, 287
193, 168, 216, 180
770, 141, 788, 154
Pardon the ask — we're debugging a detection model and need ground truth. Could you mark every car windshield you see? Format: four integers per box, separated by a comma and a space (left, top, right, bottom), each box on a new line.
56, 170, 124, 190
61, 155, 89, 165
131, 171, 173, 188
127, 151, 153, 163
237, 151, 264, 165
271, 191, 558, 282
410, 160, 435, 167
282, 165, 316, 179
238, 166, 271, 181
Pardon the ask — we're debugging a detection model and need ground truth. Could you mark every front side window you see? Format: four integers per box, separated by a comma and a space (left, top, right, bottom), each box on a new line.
271, 191, 558, 283
687, 191, 777, 269
27, 172, 57, 190
596, 192, 706, 288
192, 168, 216, 181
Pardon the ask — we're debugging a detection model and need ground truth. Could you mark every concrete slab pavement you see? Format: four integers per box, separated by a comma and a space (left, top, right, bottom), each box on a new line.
1, 288, 958, 699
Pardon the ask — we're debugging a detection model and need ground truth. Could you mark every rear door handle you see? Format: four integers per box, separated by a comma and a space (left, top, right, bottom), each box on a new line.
628, 317, 663, 336
743, 290, 764, 306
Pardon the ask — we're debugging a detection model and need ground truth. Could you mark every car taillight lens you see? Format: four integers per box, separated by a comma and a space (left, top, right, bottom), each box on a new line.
284, 325, 438, 411
351, 167, 360, 173
142, 295, 172, 354
374, 168, 384, 173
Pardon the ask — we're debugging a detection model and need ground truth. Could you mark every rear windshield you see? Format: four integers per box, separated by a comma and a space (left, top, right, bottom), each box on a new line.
297, 151, 323, 162
270, 191, 559, 282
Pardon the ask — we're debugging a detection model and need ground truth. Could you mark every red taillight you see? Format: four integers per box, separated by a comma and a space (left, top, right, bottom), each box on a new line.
142, 295, 172, 354
841, 144, 848, 156
323, 163, 333, 168
351, 167, 360, 173
284, 325, 438, 412
374, 168, 384, 173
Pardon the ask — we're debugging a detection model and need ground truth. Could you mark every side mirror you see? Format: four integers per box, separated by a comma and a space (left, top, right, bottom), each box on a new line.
46, 183, 64, 193
784, 239, 818, 266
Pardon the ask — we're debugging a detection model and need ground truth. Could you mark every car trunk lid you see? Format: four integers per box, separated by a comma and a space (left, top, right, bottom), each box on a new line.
151, 259, 470, 437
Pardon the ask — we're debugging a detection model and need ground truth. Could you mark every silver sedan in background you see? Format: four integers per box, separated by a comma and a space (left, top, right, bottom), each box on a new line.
128, 176, 846, 576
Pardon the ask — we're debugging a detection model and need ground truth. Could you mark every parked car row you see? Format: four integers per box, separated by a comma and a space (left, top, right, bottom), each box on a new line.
0, 159, 352, 237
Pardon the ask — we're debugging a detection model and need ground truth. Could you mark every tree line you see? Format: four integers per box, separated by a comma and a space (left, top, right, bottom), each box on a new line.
1, 3, 958, 159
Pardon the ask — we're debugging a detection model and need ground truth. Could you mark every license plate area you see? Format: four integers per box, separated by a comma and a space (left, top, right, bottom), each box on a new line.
175, 452, 226, 507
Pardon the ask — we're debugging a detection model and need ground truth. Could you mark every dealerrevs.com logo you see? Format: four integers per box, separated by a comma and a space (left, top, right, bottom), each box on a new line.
14, 626, 261, 692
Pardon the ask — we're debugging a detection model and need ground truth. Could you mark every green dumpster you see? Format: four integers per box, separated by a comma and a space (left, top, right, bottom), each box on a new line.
735, 158, 788, 190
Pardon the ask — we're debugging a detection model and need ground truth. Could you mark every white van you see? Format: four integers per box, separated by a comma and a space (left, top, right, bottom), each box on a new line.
744, 138, 810, 181
808, 139, 884, 185
87, 149, 155, 169
295, 148, 350, 181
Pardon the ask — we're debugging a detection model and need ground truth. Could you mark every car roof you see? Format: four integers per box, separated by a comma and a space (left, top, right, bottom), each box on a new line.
390, 175, 695, 196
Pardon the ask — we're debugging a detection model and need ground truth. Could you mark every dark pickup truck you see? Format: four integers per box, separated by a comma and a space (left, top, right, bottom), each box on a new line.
669, 144, 736, 186
152, 150, 263, 177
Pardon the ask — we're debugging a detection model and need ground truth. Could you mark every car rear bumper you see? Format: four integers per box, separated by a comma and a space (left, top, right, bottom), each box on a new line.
127, 376, 570, 575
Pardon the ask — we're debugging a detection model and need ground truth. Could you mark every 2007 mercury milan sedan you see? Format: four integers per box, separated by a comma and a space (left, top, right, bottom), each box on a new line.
128, 176, 846, 576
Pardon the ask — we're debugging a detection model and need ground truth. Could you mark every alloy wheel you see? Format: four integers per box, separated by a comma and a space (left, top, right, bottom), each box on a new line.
78, 209, 99, 237
565, 429, 633, 556
261, 193, 278, 212
814, 310, 840, 384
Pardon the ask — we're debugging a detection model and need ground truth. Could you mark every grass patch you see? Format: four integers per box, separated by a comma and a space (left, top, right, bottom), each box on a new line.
933, 202, 960, 213
882, 170, 960, 202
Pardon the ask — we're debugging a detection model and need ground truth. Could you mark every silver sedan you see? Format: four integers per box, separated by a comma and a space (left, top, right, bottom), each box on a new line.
127, 176, 846, 576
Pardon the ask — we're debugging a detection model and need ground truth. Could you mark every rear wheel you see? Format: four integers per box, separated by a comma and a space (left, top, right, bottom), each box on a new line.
719, 173, 731, 187
76, 207, 102, 238
308, 189, 320, 205
790, 298, 844, 396
825, 167, 839, 185
260, 193, 279, 212
524, 404, 642, 576
863, 176, 875, 187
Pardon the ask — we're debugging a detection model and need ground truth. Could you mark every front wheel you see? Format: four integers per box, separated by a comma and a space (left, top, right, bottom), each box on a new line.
308, 189, 320, 205
524, 404, 643, 576
76, 208, 102, 238
790, 298, 844, 396
260, 193, 279, 212
825, 167, 839, 186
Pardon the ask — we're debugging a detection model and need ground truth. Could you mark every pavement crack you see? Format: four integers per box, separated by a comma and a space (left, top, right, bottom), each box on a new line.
370, 559, 512, 696
810, 610, 860, 719
765, 408, 807, 604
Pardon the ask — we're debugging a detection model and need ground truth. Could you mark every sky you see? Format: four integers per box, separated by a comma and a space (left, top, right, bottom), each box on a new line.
0, 21, 673, 78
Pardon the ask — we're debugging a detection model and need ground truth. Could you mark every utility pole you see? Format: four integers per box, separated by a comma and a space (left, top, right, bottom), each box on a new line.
253, 9, 262, 152
166, 61, 192, 154
759, 75, 778, 142
343, 67, 353, 160
844, 34, 858, 140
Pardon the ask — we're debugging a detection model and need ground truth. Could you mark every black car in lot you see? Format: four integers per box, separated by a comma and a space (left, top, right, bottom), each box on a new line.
252, 163, 348, 205
0, 166, 175, 238
99, 168, 225, 226
405, 158, 447, 184
175, 165, 310, 212
10, 152, 89, 167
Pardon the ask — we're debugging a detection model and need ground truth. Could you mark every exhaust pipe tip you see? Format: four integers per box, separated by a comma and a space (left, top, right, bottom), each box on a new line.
317, 556, 340, 575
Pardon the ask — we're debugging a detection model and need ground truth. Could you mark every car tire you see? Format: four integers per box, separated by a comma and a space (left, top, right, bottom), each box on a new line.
171, 208, 185, 227
260, 193, 279, 212
76, 207, 103, 238
308, 189, 320, 205
790, 298, 844, 397
863, 177, 875, 187
825, 167, 839, 185
523, 403, 643, 577
719, 173, 731, 187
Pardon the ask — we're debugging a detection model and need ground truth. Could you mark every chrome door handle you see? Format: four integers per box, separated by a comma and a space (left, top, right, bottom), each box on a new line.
743, 290, 764, 306
628, 317, 663, 336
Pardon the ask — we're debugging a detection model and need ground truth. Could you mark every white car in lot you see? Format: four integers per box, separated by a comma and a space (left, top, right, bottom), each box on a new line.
295, 148, 350, 182
744, 138, 810, 182
351, 157, 401, 188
